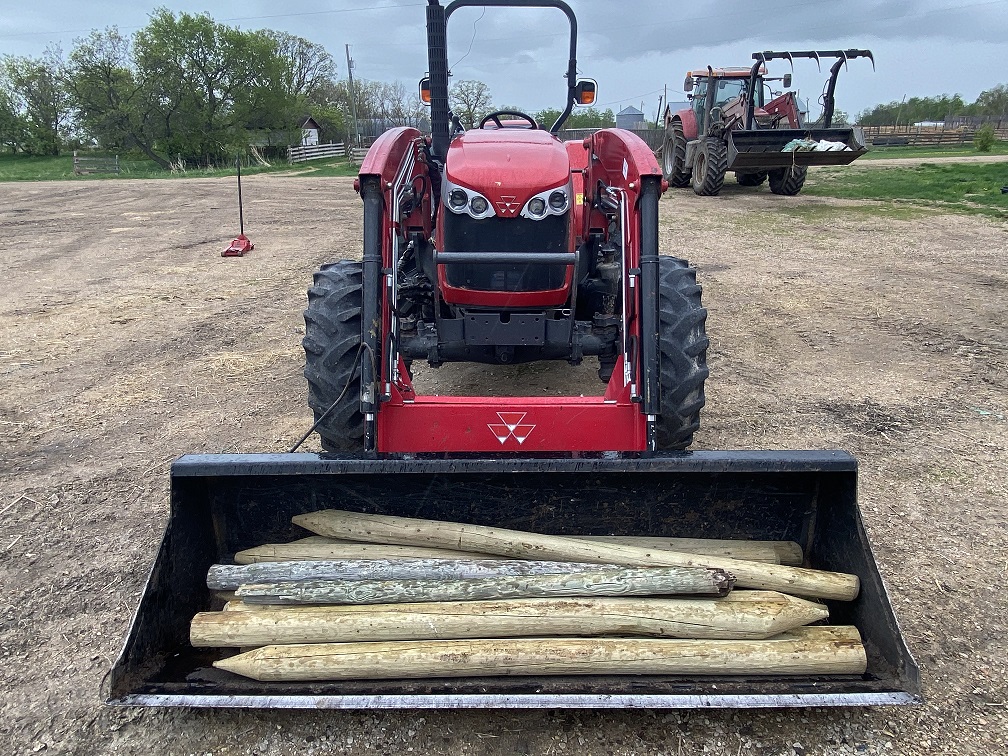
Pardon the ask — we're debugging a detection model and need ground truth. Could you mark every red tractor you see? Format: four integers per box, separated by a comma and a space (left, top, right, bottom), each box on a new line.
303, 0, 709, 454
109, 0, 918, 710
662, 50, 874, 196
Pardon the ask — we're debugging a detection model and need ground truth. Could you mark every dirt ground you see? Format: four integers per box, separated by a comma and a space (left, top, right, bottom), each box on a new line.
1, 170, 1005, 756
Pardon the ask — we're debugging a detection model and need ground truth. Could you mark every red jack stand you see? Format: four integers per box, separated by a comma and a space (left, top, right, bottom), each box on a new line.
223, 158, 253, 257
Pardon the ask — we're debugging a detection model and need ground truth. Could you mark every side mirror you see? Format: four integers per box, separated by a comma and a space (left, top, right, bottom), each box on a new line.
574, 79, 597, 106
684, 75, 694, 92
783, 73, 792, 89
419, 76, 431, 105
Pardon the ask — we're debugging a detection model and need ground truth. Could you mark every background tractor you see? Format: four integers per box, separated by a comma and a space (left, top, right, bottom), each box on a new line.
662, 50, 874, 196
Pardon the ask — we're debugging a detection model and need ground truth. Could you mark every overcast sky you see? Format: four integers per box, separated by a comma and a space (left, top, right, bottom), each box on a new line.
2, 1, 1007, 121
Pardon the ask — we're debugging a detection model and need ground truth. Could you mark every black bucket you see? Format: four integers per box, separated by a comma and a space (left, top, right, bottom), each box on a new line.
727, 127, 868, 170
107, 450, 919, 709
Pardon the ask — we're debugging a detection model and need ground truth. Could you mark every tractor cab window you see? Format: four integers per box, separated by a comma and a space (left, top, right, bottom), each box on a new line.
713, 78, 746, 107
691, 79, 708, 122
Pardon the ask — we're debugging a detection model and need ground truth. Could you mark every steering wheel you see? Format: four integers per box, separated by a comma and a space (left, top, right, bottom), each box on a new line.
478, 110, 539, 129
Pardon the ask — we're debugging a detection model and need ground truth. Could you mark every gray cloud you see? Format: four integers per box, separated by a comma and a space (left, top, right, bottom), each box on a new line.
2, 1, 1006, 119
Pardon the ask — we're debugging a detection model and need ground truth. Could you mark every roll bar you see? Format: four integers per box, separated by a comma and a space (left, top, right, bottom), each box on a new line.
427, 0, 580, 161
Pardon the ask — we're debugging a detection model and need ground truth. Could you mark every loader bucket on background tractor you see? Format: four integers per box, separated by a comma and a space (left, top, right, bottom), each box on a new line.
106, 450, 920, 709
726, 127, 868, 171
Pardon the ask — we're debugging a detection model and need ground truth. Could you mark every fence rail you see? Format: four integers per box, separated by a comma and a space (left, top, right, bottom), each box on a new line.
861, 124, 1008, 147
286, 141, 373, 166
287, 142, 346, 163
73, 151, 119, 175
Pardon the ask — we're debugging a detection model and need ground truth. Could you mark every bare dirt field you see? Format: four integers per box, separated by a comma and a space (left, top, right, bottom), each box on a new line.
1, 172, 1006, 755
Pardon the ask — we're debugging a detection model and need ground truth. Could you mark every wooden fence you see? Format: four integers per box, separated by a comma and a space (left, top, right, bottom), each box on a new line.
73, 151, 119, 175
287, 142, 371, 165
287, 142, 346, 163
861, 124, 1008, 147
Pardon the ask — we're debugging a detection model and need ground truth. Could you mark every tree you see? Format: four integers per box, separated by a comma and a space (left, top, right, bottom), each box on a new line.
0, 78, 28, 152
974, 84, 1008, 116
449, 79, 492, 129
133, 9, 280, 164
266, 31, 336, 100
2, 46, 71, 155
535, 106, 615, 130
67, 29, 146, 153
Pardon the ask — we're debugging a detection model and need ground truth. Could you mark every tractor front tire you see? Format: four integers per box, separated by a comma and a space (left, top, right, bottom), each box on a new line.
656, 256, 709, 450
662, 121, 691, 188
768, 165, 807, 195
691, 139, 727, 196
736, 170, 768, 187
303, 260, 365, 452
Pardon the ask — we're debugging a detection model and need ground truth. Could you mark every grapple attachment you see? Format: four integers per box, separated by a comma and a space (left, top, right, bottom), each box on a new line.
107, 450, 919, 709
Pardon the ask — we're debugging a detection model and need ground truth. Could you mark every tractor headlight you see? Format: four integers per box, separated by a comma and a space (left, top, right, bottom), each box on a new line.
520, 185, 570, 220
449, 188, 468, 210
442, 178, 496, 219
470, 195, 489, 215
527, 197, 547, 218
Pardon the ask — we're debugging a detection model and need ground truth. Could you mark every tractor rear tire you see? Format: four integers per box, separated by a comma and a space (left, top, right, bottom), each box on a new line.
303, 260, 365, 452
691, 139, 727, 196
768, 165, 807, 195
662, 121, 691, 188
736, 170, 768, 187
656, 256, 709, 450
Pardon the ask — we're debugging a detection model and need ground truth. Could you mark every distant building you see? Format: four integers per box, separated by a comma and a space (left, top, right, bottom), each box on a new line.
616, 106, 645, 130
300, 117, 321, 146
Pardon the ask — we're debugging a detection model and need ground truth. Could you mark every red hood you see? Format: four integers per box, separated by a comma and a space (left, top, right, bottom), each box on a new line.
445, 129, 571, 213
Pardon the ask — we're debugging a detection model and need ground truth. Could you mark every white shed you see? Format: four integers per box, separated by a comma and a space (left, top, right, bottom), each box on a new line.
300, 117, 321, 146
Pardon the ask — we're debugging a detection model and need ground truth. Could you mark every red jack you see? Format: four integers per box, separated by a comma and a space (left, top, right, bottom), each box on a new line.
223, 158, 253, 256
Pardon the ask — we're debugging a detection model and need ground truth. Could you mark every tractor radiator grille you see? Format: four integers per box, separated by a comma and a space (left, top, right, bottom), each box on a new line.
442, 214, 569, 292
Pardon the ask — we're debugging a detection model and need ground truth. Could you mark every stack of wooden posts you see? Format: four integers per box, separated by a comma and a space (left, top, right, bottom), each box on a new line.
192, 510, 867, 682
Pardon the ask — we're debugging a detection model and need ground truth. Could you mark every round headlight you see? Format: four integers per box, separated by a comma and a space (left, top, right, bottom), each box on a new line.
548, 190, 568, 211
528, 198, 547, 217
449, 188, 468, 210
470, 195, 489, 215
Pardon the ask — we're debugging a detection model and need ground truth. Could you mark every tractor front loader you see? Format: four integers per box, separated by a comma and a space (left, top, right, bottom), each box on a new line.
662, 50, 874, 196
108, 3, 917, 709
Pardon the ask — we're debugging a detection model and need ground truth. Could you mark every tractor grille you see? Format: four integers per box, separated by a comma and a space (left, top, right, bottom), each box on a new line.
442, 215, 569, 292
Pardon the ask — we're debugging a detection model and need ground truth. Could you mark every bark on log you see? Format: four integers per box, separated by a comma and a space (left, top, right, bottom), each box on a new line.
209, 558, 628, 591
292, 510, 859, 601
266, 535, 800, 566
580, 536, 803, 566
234, 542, 494, 565
192, 590, 828, 647
213, 625, 866, 682
235, 565, 733, 605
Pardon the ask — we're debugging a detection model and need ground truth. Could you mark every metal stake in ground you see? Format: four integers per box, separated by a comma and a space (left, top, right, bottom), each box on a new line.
223, 157, 254, 257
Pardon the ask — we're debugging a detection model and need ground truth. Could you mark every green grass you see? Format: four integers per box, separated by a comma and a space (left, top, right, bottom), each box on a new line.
805, 162, 1008, 219
861, 141, 1008, 160
774, 203, 929, 223
0, 153, 359, 181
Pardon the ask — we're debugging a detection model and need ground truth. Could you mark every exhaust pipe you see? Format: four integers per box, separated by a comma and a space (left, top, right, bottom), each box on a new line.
426, 1, 450, 163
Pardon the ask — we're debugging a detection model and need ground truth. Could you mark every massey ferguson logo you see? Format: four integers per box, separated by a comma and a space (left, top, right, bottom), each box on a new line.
488, 412, 535, 445
496, 196, 518, 215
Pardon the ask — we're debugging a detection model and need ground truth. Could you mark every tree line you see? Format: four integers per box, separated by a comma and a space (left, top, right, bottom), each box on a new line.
857, 85, 1008, 127
0, 10, 435, 166
0, 9, 616, 168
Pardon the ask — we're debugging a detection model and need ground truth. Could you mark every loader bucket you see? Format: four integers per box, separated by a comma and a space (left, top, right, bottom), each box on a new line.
727, 127, 867, 170
107, 450, 919, 709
